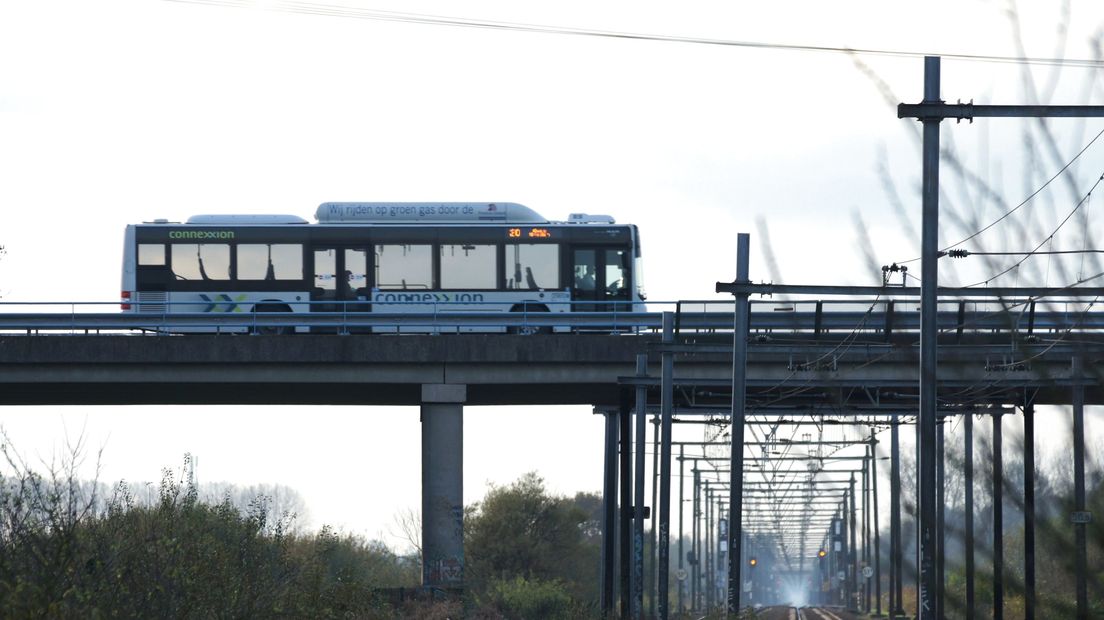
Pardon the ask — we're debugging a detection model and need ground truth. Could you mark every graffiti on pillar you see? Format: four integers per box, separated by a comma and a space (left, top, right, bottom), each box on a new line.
427, 556, 464, 585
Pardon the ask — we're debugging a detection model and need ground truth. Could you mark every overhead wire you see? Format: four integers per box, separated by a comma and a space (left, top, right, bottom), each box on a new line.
962, 171, 1104, 288
945, 127, 1104, 253
963, 249, 1104, 255
891, 126, 1104, 267
163, 0, 1104, 68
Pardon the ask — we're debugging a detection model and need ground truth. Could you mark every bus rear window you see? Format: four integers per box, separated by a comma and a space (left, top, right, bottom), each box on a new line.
138, 244, 166, 266
171, 244, 230, 281
237, 244, 303, 281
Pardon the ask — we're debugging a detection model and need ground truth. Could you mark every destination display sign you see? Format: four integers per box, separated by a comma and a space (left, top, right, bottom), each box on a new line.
507, 227, 553, 239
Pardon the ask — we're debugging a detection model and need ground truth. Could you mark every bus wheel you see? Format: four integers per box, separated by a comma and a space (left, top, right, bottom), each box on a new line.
252, 303, 293, 335
507, 304, 551, 335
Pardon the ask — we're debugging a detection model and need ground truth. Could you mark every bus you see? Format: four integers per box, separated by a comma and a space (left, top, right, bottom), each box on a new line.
121, 202, 645, 333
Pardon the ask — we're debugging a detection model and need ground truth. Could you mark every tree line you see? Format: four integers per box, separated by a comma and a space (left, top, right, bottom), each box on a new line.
0, 437, 609, 619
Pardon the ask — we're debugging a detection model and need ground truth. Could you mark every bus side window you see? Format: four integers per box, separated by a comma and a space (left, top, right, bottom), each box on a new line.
171, 244, 230, 281
376, 244, 432, 290
441, 244, 495, 290
505, 243, 559, 290
238, 244, 304, 281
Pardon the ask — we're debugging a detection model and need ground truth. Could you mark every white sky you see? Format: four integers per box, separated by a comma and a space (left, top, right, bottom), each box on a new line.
1, 0, 1103, 550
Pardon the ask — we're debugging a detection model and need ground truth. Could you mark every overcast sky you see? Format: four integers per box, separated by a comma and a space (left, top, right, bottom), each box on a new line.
1, 0, 1103, 548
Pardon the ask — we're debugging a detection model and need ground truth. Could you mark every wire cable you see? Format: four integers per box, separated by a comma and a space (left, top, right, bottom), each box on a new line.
947, 127, 1104, 252
163, 0, 1104, 68
963, 172, 1104, 288
892, 126, 1104, 266
962, 249, 1104, 256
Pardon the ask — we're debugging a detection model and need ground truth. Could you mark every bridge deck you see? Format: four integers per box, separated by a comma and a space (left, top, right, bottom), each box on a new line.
0, 333, 1098, 407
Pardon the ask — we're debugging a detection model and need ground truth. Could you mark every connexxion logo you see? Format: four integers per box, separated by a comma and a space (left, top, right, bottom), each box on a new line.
199, 294, 247, 312
168, 230, 235, 240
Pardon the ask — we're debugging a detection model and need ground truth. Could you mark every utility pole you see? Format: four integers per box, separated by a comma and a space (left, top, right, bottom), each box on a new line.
619, 392, 633, 617
1024, 396, 1036, 620
1073, 356, 1088, 619
650, 415, 659, 619
658, 312, 675, 619
726, 233, 751, 616
994, 410, 1004, 620
692, 468, 700, 611
600, 406, 618, 614
897, 55, 1104, 620
705, 482, 713, 611
890, 412, 904, 619
862, 449, 871, 613
632, 354, 647, 619
848, 473, 857, 613
677, 448, 685, 614
936, 415, 945, 620
871, 432, 882, 617
912, 56, 941, 620
964, 412, 975, 618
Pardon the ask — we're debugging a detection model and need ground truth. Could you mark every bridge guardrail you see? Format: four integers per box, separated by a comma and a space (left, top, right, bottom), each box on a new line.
0, 297, 1102, 335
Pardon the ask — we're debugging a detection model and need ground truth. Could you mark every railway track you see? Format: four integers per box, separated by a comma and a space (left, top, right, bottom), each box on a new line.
751, 605, 859, 620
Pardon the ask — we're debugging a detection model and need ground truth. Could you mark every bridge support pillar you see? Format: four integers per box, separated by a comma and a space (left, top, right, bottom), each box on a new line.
421, 383, 466, 590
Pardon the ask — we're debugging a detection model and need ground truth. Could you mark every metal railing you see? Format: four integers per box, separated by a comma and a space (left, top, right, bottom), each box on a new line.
0, 298, 1100, 335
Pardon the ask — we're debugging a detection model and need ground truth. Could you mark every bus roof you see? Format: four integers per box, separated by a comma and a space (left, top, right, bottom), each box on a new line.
144, 203, 620, 228
186, 214, 309, 225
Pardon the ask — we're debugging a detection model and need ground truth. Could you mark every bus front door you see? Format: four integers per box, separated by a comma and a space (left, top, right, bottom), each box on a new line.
572, 247, 631, 314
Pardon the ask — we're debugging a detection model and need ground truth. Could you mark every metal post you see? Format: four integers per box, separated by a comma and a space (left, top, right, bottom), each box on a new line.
705, 482, 713, 610
1073, 356, 1088, 619
891, 412, 904, 618
601, 408, 618, 614
746, 533, 754, 604
936, 415, 945, 620
1024, 398, 1035, 620
993, 410, 1004, 620
658, 312, 675, 619
863, 451, 871, 612
916, 55, 942, 620
678, 447, 685, 613
965, 412, 975, 618
840, 504, 849, 608
650, 415, 659, 617
872, 433, 883, 617
692, 468, 700, 611
849, 473, 858, 612
619, 393, 633, 617
727, 232, 751, 615
632, 354, 647, 619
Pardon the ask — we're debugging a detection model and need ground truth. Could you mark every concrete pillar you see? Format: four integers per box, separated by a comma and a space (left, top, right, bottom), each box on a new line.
421, 383, 466, 589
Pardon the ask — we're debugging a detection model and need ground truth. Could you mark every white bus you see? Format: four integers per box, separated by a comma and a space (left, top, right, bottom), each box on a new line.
121, 202, 645, 333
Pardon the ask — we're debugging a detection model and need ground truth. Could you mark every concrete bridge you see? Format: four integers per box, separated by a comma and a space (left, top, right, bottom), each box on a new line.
0, 319, 1100, 594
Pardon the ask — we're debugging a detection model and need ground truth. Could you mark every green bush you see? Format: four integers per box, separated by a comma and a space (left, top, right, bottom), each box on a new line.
485, 576, 575, 620
0, 451, 418, 618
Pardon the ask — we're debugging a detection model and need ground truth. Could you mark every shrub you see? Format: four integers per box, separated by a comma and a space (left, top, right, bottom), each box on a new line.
484, 576, 575, 620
